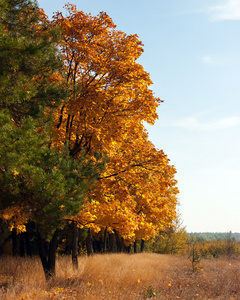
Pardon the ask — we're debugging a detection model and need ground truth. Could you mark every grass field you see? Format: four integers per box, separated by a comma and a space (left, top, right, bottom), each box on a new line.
0, 253, 239, 299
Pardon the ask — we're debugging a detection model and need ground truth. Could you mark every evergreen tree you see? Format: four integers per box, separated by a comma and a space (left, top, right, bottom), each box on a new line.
0, 0, 105, 278
0, 0, 64, 121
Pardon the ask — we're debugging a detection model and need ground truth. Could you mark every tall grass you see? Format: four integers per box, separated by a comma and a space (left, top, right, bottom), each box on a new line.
0, 253, 239, 299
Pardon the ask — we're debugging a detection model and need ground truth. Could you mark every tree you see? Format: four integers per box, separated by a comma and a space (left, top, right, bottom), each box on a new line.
0, 0, 104, 278
52, 5, 178, 250
0, 110, 104, 277
75, 132, 178, 248
0, 0, 65, 122
52, 4, 161, 155
147, 212, 189, 254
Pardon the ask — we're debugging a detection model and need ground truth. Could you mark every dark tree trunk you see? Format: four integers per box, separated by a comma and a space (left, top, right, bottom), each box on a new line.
115, 232, 125, 253
12, 229, 17, 256
134, 241, 137, 253
72, 222, 78, 269
25, 223, 32, 257
37, 230, 58, 280
103, 227, 107, 253
126, 244, 131, 253
37, 232, 48, 274
47, 232, 58, 277
115, 231, 121, 253
20, 233, 25, 257
86, 228, 93, 256
109, 233, 115, 253
92, 239, 101, 253
120, 237, 125, 253
140, 239, 145, 252
48, 232, 58, 275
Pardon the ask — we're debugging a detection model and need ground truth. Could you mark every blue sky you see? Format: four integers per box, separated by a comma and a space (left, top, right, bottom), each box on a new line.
38, 0, 240, 233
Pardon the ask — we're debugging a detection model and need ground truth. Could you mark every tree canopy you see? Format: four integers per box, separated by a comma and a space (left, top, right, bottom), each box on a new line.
52, 4, 179, 244
0, 0, 104, 277
0, 1, 179, 277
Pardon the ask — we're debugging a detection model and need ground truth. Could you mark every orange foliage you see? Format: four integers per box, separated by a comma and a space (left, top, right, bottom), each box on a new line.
52, 4, 178, 243
52, 4, 161, 152
1, 206, 27, 234
76, 131, 178, 242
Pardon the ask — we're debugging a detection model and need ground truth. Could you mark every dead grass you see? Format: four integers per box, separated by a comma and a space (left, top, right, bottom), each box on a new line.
0, 253, 239, 299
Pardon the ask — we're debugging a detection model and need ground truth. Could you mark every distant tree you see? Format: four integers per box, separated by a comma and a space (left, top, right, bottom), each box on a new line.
146, 212, 188, 254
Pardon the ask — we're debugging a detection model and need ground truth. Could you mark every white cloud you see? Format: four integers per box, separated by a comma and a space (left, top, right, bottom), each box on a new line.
201, 55, 221, 66
175, 116, 240, 130
200, 54, 235, 67
209, 0, 240, 21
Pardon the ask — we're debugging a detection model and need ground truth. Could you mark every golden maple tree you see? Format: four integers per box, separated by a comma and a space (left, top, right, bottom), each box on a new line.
52, 4, 179, 245
53, 4, 160, 152
75, 129, 178, 244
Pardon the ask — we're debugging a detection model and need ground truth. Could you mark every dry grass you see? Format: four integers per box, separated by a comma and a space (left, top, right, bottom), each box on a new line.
0, 253, 239, 299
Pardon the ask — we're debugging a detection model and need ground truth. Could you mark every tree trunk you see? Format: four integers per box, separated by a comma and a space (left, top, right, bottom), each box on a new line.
20, 233, 25, 257
109, 233, 115, 253
12, 229, 17, 256
103, 227, 107, 253
47, 231, 58, 277
37, 230, 58, 280
0, 244, 3, 256
115, 231, 121, 253
37, 232, 48, 276
126, 244, 131, 253
72, 222, 78, 269
134, 241, 137, 253
120, 237, 125, 253
86, 228, 93, 256
140, 239, 145, 252
25, 223, 32, 257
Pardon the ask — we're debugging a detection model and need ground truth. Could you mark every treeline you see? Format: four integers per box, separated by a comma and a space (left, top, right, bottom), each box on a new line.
188, 232, 240, 242
147, 230, 240, 257
0, 0, 179, 279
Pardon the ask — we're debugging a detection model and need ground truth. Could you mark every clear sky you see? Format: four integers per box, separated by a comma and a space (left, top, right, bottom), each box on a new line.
38, 0, 240, 233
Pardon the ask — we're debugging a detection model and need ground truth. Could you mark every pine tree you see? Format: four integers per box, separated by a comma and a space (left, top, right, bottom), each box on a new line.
0, 0, 64, 121
0, 0, 105, 278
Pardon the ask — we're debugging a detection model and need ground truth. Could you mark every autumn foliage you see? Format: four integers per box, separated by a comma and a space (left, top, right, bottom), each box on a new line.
52, 4, 178, 244
0, 1, 179, 278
